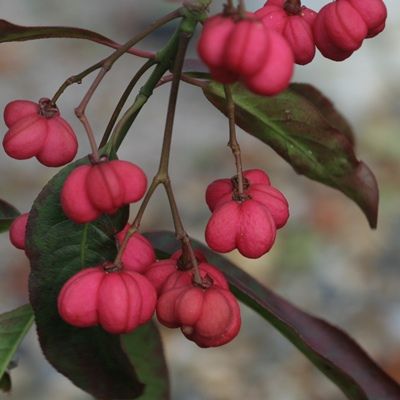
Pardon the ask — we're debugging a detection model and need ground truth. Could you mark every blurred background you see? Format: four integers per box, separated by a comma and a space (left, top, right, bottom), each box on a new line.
0, 0, 399, 399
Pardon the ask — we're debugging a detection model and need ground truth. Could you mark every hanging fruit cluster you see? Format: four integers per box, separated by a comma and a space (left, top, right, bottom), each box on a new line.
1, 1, 392, 398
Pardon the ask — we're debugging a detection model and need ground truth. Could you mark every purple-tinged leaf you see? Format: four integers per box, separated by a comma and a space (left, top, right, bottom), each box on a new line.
146, 231, 400, 400
203, 82, 379, 228
290, 83, 355, 144
0, 19, 151, 57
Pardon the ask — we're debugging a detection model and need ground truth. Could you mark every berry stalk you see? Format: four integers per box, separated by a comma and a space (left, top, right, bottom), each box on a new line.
224, 84, 245, 196
113, 28, 203, 285
156, 31, 203, 284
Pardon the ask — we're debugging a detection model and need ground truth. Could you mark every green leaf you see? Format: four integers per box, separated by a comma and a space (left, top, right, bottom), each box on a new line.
146, 231, 400, 400
0, 19, 133, 53
0, 305, 33, 381
26, 157, 149, 399
122, 322, 170, 400
0, 199, 20, 233
203, 82, 379, 228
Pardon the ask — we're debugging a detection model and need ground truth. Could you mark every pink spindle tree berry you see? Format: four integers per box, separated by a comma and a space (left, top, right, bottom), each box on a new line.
313, 0, 386, 61
115, 224, 156, 273
224, 19, 270, 77
145, 259, 180, 295
312, 4, 353, 61
197, 13, 294, 96
145, 258, 227, 295
323, 0, 367, 52
345, 0, 387, 38
256, 0, 317, 65
61, 159, 147, 224
161, 261, 229, 292
3, 98, 78, 167
205, 198, 277, 258
206, 169, 271, 211
197, 14, 238, 84
156, 270, 241, 348
206, 169, 289, 228
9, 212, 29, 250
242, 28, 294, 96
58, 264, 157, 334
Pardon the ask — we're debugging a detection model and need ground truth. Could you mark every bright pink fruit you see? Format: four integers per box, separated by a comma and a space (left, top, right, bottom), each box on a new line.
116, 224, 156, 273
3, 114, 47, 159
146, 258, 227, 295
324, 0, 367, 52
244, 29, 294, 96
86, 162, 125, 213
36, 116, 78, 167
145, 259, 179, 294
246, 185, 289, 228
9, 212, 29, 250
346, 0, 387, 38
86, 160, 147, 213
216, 184, 289, 229
58, 265, 157, 334
161, 261, 229, 292
205, 199, 277, 258
224, 18, 269, 76
58, 267, 104, 327
183, 286, 241, 347
156, 277, 241, 348
256, 5, 287, 32
109, 160, 147, 204
61, 165, 101, 224
205, 178, 233, 212
197, 13, 294, 96
257, 2, 317, 65
61, 159, 147, 224
243, 169, 271, 185
205, 169, 289, 230
97, 270, 156, 334
313, 4, 354, 61
206, 169, 270, 211
283, 16, 316, 65
2, 98, 78, 166
4, 100, 39, 128
313, 0, 381, 61
197, 14, 236, 69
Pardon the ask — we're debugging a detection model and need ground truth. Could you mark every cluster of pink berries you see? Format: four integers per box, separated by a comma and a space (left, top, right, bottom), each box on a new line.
313, 0, 387, 61
4, 70, 290, 347
198, 0, 387, 95
2, 94, 244, 346
57, 226, 241, 347
3, 99, 78, 167
61, 159, 147, 224
205, 169, 289, 258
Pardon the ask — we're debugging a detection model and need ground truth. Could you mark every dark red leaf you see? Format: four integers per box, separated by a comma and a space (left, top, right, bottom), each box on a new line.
290, 83, 355, 144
